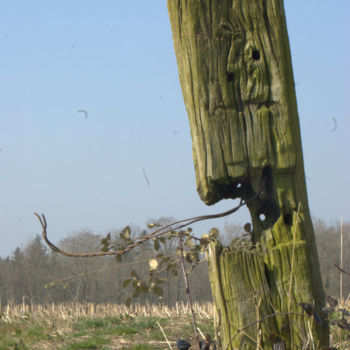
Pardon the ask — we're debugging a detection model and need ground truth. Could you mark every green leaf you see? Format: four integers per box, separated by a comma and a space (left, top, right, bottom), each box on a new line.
200, 238, 210, 246
244, 223, 252, 233
153, 286, 163, 298
123, 226, 131, 239
171, 269, 178, 277
148, 223, 156, 228
125, 297, 132, 307
101, 232, 111, 251
120, 226, 131, 240
101, 233, 111, 245
192, 251, 199, 262
131, 270, 139, 279
209, 228, 219, 239
154, 239, 160, 251
185, 238, 195, 247
140, 285, 149, 293
186, 254, 192, 264
122, 279, 131, 288
44, 281, 56, 289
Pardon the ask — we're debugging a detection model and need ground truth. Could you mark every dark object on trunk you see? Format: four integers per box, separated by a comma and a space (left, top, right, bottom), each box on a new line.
176, 339, 191, 350
299, 302, 324, 325
273, 337, 286, 350
325, 295, 338, 308
199, 337, 216, 350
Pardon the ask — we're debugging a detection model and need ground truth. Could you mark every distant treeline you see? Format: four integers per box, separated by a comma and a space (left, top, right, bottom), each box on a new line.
0, 217, 348, 306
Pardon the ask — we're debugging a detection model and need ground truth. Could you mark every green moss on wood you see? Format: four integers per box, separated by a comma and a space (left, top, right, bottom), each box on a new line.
168, 0, 328, 348
168, 0, 298, 205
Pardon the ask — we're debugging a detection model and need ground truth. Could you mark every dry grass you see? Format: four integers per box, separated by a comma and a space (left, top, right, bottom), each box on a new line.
0, 300, 349, 349
0, 301, 213, 323
329, 298, 350, 349
0, 302, 214, 350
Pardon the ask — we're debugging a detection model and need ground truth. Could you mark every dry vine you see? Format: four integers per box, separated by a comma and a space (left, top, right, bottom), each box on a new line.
34, 189, 266, 348
335, 264, 350, 278
34, 199, 248, 258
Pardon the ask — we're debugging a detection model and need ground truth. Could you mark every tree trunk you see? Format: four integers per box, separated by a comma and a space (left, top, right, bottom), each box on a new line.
167, 0, 329, 348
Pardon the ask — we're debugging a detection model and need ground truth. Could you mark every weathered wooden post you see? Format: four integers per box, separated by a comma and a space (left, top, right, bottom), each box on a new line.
168, 1, 329, 348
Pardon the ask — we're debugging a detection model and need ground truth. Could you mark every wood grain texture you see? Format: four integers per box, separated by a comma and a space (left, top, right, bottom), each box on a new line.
168, 0, 329, 348
168, 0, 297, 204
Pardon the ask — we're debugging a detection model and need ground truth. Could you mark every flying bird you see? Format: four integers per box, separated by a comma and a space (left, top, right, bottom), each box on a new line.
331, 117, 337, 132
77, 110, 88, 119
142, 167, 151, 187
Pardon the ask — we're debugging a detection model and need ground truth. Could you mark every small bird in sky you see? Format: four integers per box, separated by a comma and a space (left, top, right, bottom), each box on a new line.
331, 117, 337, 132
77, 110, 88, 119
142, 166, 151, 187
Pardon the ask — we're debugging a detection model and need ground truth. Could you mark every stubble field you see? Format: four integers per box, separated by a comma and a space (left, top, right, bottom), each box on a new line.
0, 300, 349, 349
0, 302, 214, 350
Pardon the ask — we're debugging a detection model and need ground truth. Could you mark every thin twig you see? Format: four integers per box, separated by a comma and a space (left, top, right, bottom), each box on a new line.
287, 202, 301, 349
255, 298, 263, 350
288, 202, 301, 308
335, 264, 350, 277
156, 321, 173, 350
178, 232, 201, 348
45, 254, 179, 287
197, 327, 206, 340
307, 321, 315, 350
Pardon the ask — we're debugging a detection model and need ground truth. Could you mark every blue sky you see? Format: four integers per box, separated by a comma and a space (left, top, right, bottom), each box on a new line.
0, 1, 349, 257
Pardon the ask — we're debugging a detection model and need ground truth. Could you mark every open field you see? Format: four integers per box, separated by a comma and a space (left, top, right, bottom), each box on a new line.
0, 302, 214, 349
0, 301, 349, 349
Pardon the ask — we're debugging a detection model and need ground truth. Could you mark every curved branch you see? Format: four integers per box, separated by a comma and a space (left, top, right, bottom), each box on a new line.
34, 183, 265, 258
34, 198, 247, 258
